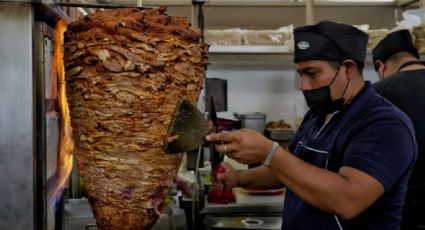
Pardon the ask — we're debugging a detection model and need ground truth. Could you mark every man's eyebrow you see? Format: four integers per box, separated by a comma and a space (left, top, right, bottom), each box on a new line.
297, 67, 315, 74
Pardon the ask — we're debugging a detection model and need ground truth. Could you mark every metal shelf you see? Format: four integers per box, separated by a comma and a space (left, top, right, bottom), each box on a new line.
209, 45, 292, 54
208, 46, 425, 66
208, 46, 295, 66
397, 0, 419, 6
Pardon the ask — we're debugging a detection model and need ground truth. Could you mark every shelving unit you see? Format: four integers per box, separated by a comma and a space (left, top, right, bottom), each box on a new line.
209, 45, 292, 54
397, 0, 421, 7
207, 45, 399, 66
208, 45, 294, 65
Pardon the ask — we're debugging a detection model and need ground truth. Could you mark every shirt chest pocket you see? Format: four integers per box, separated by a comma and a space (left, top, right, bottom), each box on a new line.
294, 139, 331, 169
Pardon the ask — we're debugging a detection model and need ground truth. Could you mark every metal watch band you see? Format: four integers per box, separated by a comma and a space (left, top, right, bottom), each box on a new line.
263, 141, 279, 167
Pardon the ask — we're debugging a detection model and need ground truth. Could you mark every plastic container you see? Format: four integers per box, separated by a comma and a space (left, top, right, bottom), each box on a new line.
204, 29, 243, 45
243, 30, 288, 45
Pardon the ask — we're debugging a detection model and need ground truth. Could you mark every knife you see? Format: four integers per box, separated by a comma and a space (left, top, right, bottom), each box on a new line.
164, 99, 210, 154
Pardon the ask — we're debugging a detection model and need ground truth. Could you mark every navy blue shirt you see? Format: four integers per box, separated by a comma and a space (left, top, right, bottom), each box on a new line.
282, 82, 417, 230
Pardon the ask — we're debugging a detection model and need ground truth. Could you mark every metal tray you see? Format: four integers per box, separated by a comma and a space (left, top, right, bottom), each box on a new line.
265, 128, 294, 141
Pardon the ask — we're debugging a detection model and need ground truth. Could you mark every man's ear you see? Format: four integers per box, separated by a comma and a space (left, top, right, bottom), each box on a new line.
374, 60, 384, 72
341, 60, 356, 80
374, 60, 386, 80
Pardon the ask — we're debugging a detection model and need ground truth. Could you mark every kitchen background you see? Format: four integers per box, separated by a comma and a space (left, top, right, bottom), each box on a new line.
1, 1, 423, 230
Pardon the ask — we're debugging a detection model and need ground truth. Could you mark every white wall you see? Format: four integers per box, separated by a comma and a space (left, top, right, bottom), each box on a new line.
206, 63, 302, 126
364, 66, 380, 82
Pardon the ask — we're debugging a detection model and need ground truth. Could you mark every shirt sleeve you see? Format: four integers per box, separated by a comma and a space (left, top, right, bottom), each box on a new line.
342, 115, 416, 191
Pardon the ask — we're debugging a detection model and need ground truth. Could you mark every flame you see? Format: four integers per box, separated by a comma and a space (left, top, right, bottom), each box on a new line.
49, 19, 74, 206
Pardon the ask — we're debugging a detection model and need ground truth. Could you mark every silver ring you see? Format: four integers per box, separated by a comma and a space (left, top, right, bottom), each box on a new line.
224, 144, 227, 155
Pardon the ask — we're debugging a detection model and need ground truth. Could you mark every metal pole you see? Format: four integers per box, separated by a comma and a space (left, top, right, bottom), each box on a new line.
306, 0, 315, 25
191, 4, 197, 28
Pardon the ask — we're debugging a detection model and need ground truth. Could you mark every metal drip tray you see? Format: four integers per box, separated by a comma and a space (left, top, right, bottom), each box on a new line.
208, 216, 281, 230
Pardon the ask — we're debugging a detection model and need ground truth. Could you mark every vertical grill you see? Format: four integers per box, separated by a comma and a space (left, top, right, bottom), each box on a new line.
0, 2, 177, 229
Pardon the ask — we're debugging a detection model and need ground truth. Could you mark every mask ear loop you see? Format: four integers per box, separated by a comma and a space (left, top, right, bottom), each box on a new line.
329, 64, 341, 85
339, 62, 351, 102
340, 78, 350, 101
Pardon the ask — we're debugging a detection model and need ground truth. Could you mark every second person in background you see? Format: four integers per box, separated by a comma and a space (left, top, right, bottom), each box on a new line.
373, 29, 425, 230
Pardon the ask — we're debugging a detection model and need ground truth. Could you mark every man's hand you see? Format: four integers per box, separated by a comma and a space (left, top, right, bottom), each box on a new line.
206, 128, 273, 164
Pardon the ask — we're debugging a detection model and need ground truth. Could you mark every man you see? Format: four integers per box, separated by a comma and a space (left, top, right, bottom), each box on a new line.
206, 21, 417, 229
373, 29, 425, 230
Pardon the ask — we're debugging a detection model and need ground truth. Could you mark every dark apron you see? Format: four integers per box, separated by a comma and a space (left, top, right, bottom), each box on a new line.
282, 90, 371, 230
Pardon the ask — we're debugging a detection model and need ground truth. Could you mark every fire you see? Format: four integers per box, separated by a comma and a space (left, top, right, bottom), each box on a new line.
49, 19, 74, 206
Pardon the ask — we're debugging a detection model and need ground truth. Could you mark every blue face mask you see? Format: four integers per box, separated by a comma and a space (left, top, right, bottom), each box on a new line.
302, 66, 348, 114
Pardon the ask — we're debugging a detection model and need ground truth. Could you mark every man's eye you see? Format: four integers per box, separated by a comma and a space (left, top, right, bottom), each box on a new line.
305, 72, 315, 77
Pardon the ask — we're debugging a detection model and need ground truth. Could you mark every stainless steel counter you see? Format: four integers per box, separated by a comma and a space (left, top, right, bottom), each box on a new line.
201, 202, 283, 215
205, 216, 282, 230
201, 202, 282, 230
178, 189, 283, 230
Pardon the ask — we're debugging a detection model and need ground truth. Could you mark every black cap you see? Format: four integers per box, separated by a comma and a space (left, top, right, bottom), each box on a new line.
294, 21, 369, 67
372, 29, 419, 64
